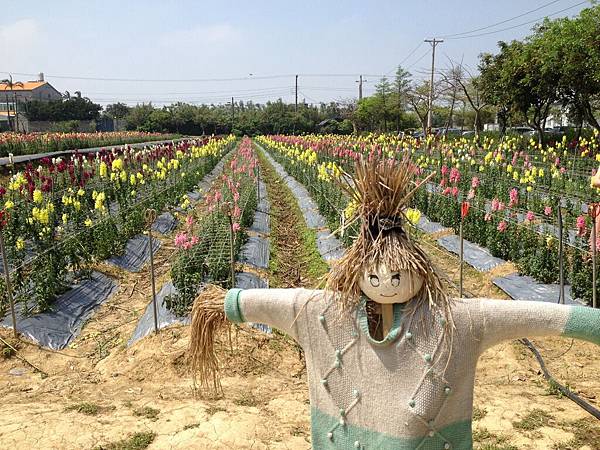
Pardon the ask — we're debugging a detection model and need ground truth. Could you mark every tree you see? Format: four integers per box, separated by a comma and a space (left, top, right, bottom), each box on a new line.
104, 103, 130, 120
393, 66, 412, 133
407, 81, 432, 135
535, 5, 600, 132
375, 77, 392, 132
479, 39, 559, 144
441, 62, 488, 137
1, 75, 24, 132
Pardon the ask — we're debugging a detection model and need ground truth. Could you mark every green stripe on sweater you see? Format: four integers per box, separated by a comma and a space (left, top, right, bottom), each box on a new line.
311, 407, 473, 449
224, 288, 245, 323
563, 306, 600, 345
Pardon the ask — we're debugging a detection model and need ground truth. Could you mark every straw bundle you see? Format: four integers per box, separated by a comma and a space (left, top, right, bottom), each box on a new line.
189, 284, 229, 396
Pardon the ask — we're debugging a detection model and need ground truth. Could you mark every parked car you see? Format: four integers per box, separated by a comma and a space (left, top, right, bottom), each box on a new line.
462, 130, 476, 137
507, 126, 535, 136
436, 128, 463, 137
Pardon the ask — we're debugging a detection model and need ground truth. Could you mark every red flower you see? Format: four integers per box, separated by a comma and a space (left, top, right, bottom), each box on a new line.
461, 202, 470, 219
0, 210, 9, 228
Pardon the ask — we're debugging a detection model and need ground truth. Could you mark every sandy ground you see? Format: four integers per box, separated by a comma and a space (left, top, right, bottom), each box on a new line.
1, 162, 600, 449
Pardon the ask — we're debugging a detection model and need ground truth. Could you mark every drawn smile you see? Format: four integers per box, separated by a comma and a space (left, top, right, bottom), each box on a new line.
379, 293, 397, 298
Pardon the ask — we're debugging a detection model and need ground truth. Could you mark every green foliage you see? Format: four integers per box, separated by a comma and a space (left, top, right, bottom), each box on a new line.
479, 4, 600, 135
124, 100, 357, 136
25, 97, 102, 121
166, 148, 258, 316
93, 432, 156, 450
512, 409, 554, 431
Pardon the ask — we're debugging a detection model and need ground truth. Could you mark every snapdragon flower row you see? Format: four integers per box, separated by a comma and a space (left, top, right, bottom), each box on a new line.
0, 135, 235, 314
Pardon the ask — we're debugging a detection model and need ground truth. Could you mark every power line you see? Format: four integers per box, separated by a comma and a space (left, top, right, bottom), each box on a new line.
406, 49, 431, 70
439, 0, 564, 38
444, 0, 588, 40
0, 71, 385, 83
385, 41, 425, 75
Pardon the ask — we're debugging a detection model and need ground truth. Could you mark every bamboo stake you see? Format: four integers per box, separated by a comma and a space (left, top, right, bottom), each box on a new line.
145, 209, 158, 333
557, 202, 565, 305
0, 232, 18, 338
229, 216, 235, 288
593, 212, 597, 309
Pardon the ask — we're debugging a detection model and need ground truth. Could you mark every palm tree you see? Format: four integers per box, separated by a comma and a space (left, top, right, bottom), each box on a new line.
1, 75, 24, 132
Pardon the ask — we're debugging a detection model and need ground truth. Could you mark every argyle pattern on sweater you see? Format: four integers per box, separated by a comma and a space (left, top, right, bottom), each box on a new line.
224, 288, 600, 450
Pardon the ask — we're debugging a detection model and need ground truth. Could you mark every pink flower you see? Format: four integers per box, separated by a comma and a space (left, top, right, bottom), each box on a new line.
233, 192, 240, 202
451, 186, 459, 197
544, 206, 552, 216
484, 213, 492, 222
190, 236, 200, 246
214, 191, 222, 202
491, 198, 500, 212
185, 215, 194, 228
509, 188, 519, 208
576, 215, 586, 237
471, 177, 480, 189
449, 167, 460, 184
174, 232, 188, 248
233, 205, 241, 218
232, 222, 241, 232
497, 220, 507, 232
441, 165, 449, 176
526, 211, 535, 222
467, 189, 475, 200
497, 201, 505, 212
442, 187, 451, 196
439, 178, 447, 188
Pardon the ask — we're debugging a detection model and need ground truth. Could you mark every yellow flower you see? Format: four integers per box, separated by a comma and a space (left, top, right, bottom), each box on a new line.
62, 213, 68, 224
77, 188, 85, 197
111, 158, 124, 171
4, 200, 14, 209
344, 200, 359, 219
406, 208, 421, 225
33, 189, 43, 204
84, 218, 93, 227
99, 162, 108, 178
16, 238, 25, 250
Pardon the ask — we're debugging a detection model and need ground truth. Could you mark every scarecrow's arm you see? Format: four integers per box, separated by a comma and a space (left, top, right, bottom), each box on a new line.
472, 299, 600, 352
224, 288, 312, 340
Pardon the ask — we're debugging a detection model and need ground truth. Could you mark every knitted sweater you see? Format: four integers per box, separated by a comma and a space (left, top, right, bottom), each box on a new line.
224, 288, 600, 450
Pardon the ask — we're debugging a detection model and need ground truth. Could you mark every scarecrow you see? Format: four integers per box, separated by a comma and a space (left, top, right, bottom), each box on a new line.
190, 155, 600, 450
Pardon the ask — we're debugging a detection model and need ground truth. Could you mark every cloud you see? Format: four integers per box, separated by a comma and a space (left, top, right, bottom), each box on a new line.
159, 24, 241, 48
0, 19, 44, 71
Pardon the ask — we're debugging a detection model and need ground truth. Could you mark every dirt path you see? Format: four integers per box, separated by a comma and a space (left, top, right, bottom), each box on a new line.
0, 151, 599, 449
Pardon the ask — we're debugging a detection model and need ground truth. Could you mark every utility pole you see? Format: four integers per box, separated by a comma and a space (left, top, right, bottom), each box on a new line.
424, 38, 443, 135
295, 75, 298, 113
231, 96, 234, 132
356, 75, 364, 101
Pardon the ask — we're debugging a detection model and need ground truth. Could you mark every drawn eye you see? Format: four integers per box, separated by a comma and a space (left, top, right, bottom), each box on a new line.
369, 274, 380, 287
391, 273, 401, 287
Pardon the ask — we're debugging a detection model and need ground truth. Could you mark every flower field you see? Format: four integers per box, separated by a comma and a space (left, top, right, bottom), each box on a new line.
0, 131, 178, 157
167, 137, 259, 315
258, 130, 600, 305
0, 135, 235, 314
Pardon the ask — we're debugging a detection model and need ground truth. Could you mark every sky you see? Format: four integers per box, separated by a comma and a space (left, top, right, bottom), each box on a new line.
0, 0, 593, 107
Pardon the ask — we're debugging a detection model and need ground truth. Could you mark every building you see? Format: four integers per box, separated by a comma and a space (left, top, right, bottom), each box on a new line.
0, 73, 63, 131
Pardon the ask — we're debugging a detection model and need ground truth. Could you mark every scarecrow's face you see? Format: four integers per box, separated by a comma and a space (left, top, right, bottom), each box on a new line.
358, 263, 424, 304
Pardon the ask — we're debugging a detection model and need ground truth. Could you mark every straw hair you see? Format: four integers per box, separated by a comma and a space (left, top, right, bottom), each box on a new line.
189, 284, 229, 397
327, 154, 454, 365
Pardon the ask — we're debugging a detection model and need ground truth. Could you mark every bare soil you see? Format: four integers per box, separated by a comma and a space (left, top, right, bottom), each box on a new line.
1, 162, 599, 449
